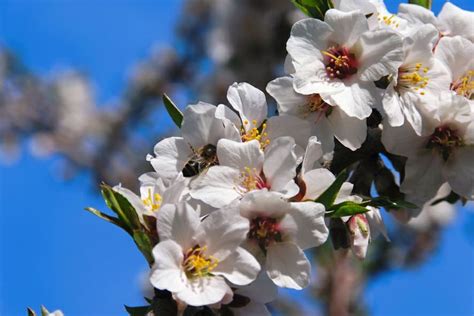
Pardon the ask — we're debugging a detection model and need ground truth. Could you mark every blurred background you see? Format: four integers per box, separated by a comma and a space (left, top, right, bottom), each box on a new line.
0, 0, 473, 315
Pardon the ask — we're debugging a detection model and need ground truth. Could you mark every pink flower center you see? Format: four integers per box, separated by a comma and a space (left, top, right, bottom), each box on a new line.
248, 217, 282, 251
426, 125, 464, 161
323, 46, 358, 80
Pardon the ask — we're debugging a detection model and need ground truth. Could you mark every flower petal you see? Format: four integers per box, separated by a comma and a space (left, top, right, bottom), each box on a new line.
150, 240, 186, 292
289, 201, 328, 249
266, 242, 311, 290
217, 139, 263, 171
213, 247, 260, 286
324, 9, 368, 48
263, 137, 298, 193
150, 137, 192, 179
175, 276, 231, 306
327, 106, 367, 151
227, 82, 267, 130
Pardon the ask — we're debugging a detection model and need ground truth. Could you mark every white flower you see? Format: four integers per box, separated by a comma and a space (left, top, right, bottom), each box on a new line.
113, 173, 187, 222
382, 24, 451, 135
149, 202, 260, 306
434, 36, 474, 100
333, 0, 376, 16
398, 2, 474, 42
190, 137, 299, 208
148, 102, 240, 180
267, 76, 367, 152
382, 92, 474, 205
239, 190, 328, 289
370, 0, 410, 34
286, 9, 403, 121
217, 82, 312, 155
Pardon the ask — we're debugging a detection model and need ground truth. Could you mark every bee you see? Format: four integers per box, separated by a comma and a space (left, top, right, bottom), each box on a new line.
182, 144, 218, 177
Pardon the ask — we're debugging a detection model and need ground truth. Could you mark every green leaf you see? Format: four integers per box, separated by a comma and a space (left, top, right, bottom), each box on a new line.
27, 308, 37, 316
291, 0, 333, 20
163, 93, 183, 128
315, 169, 349, 208
100, 184, 141, 233
124, 305, 151, 316
327, 201, 369, 218
408, 0, 431, 10
362, 196, 418, 210
133, 230, 155, 265
84, 207, 128, 231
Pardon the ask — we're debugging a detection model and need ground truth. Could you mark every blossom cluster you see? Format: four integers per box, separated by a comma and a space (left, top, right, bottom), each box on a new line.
99, 1, 473, 314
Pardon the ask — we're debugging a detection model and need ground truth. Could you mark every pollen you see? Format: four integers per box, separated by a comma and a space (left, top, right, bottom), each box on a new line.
300, 94, 332, 121
142, 188, 162, 211
183, 245, 218, 279
451, 70, 473, 99
398, 63, 430, 95
242, 120, 270, 149
238, 167, 268, 193
322, 46, 358, 80
378, 13, 400, 28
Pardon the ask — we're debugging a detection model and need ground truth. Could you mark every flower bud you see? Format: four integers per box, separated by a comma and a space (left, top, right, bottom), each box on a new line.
347, 214, 370, 259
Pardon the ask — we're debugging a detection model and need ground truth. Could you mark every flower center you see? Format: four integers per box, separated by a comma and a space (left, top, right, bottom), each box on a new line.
183, 245, 218, 279
323, 46, 358, 80
142, 188, 162, 211
398, 63, 430, 95
377, 13, 400, 28
300, 94, 332, 121
241, 119, 270, 149
451, 70, 474, 99
238, 167, 268, 193
426, 125, 464, 161
248, 217, 282, 251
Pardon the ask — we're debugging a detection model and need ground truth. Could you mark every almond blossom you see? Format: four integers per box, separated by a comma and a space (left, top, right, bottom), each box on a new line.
150, 202, 260, 306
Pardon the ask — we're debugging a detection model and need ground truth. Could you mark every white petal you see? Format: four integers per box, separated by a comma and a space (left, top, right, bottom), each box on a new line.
235, 270, 278, 304
311, 116, 336, 154
266, 242, 311, 289
327, 106, 367, 151
324, 9, 368, 48
303, 168, 336, 200
286, 18, 331, 67
381, 120, 427, 157
181, 102, 241, 149
213, 247, 260, 286
403, 24, 438, 66
240, 190, 291, 219
175, 276, 230, 306
435, 36, 474, 82
263, 137, 298, 193
227, 82, 267, 130
293, 60, 345, 95
289, 202, 328, 249
438, 2, 474, 42
356, 29, 403, 81
326, 80, 374, 119
217, 139, 263, 171
150, 240, 186, 292
196, 208, 250, 261
382, 82, 405, 127
445, 147, 474, 200
301, 136, 323, 175
190, 166, 241, 208
398, 3, 437, 26
156, 203, 201, 250
265, 115, 312, 152
365, 207, 389, 241
266, 76, 307, 116
150, 137, 192, 179
215, 103, 242, 129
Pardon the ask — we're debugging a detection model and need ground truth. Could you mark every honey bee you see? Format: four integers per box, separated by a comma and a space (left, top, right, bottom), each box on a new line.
182, 144, 218, 177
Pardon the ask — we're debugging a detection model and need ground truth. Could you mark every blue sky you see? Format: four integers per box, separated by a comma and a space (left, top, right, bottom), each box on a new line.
0, 1, 473, 315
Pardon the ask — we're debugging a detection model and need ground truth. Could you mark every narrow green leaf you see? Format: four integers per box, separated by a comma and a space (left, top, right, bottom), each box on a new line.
315, 169, 349, 208
291, 0, 333, 20
408, 0, 431, 10
84, 207, 128, 231
100, 184, 141, 233
163, 93, 183, 128
362, 196, 418, 209
133, 230, 155, 265
27, 308, 37, 316
328, 201, 369, 218
124, 305, 151, 316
